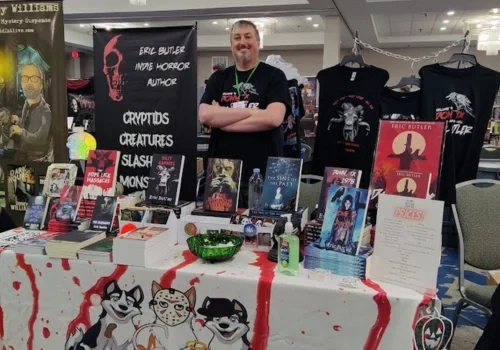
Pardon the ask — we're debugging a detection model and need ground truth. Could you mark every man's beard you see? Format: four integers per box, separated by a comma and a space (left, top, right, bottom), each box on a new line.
23, 87, 42, 100
235, 51, 252, 63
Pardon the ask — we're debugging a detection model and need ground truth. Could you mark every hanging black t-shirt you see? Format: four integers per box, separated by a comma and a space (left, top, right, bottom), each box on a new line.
380, 87, 422, 120
420, 63, 500, 204
313, 65, 389, 189
282, 79, 304, 158
200, 62, 291, 183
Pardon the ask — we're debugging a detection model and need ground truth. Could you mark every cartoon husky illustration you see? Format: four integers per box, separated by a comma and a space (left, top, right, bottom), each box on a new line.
133, 281, 201, 350
65, 281, 144, 350
198, 297, 251, 350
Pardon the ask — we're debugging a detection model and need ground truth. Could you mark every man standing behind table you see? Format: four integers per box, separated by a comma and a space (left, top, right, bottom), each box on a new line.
199, 20, 291, 205
10, 63, 52, 159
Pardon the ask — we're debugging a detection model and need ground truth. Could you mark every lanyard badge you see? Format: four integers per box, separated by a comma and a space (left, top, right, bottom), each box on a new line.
234, 62, 260, 99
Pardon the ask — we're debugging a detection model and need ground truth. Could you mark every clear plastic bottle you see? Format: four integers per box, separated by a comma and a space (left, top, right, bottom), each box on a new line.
248, 168, 264, 210
278, 214, 300, 276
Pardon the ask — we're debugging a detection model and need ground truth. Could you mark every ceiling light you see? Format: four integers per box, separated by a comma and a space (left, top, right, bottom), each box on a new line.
105, 26, 111, 31
477, 24, 483, 28
212, 21, 218, 25
306, 17, 312, 21
443, 20, 450, 24
440, 27, 447, 31
79, 24, 85, 27
491, 8, 499, 14
447, 11, 455, 16
144, 23, 149, 26
225, 27, 229, 31
313, 23, 319, 28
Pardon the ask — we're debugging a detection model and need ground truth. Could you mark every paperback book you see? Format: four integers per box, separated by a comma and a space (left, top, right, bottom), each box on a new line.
7, 165, 35, 211
318, 185, 369, 255
42, 197, 60, 230
23, 196, 47, 229
317, 167, 362, 221
385, 170, 432, 199
257, 157, 303, 215
146, 154, 185, 206
369, 121, 445, 208
55, 185, 82, 222
90, 196, 118, 231
14, 231, 63, 255
78, 237, 113, 262
82, 150, 120, 200
45, 229, 106, 259
43, 163, 78, 197
203, 158, 242, 213
120, 207, 146, 223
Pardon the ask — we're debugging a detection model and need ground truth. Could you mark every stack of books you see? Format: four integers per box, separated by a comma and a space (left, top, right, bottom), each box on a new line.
304, 244, 372, 279
78, 237, 114, 262
112, 226, 169, 267
13, 231, 63, 255
0, 229, 44, 249
45, 230, 106, 259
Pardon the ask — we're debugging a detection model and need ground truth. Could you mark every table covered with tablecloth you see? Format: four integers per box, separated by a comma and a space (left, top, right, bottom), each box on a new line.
0, 247, 430, 350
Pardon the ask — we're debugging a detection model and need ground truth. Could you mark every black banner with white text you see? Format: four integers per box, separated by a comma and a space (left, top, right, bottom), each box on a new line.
94, 26, 197, 201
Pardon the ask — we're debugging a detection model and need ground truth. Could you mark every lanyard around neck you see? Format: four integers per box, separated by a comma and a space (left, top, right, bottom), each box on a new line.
235, 62, 260, 98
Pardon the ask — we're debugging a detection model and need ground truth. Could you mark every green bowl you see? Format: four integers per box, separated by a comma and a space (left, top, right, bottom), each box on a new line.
187, 233, 243, 263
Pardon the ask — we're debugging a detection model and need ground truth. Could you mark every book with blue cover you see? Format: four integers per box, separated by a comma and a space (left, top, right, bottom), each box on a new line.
261, 157, 303, 213
23, 196, 47, 229
318, 185, 369, 255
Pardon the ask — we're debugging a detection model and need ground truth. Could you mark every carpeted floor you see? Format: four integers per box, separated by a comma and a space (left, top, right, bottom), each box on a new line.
437, 248, 490, 350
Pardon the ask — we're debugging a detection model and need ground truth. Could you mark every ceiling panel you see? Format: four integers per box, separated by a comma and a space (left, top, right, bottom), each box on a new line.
412, 12, 438, 22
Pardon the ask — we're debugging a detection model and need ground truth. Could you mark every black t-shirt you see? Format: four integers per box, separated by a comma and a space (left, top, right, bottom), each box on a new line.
380, 87, 422, 120
282, 79, 304, 158
313, 65, 389, 189
420, 63, 500, 204
200, 62, 291, 183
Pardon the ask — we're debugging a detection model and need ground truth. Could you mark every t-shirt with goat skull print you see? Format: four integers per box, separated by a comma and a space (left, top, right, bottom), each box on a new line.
419, 63, 500, 204
313, 65, 389, 189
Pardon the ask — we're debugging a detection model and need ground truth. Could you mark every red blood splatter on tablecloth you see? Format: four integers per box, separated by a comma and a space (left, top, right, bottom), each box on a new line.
46, 262, 52, 268
61, 259, 71, 271
12, 281, 21, 290
216, 270, 226, 275
301, 330, 305, 335
326, 311, 330, 316
159, 250, 197, 288
333, 325, 342, 331
412, 292, 434, 329
189, 277, 200, 286
66, 265, 128, 338
174, 243, 179, 246
249, 251, 276, 350
339, 287, 344, 291
17, 254, 40, 350
200, 273, 205, 276
42, 327, 50, 338
361, 280, 391, 350
195, 318, 206, 327
72, 277, 81, 287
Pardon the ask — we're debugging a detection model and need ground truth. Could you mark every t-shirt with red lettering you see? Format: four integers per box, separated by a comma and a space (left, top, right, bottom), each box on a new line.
200, 62, 291, 184
419, 63, 500, 204
313, 65, 389, 189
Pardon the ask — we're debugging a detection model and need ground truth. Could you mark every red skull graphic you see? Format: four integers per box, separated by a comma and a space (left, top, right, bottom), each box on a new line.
103, 35, 124, 102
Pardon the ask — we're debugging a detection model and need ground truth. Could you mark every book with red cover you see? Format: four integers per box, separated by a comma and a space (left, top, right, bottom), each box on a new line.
385, 170, 432, 199
368, 121, 445, 208
317, 167, 362, 221
82, 150, 120, 200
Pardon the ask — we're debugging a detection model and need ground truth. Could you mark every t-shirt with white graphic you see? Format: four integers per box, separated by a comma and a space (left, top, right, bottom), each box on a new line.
313, 65, 389, 189
420, 63, 500, 204
200, 62, 291, 188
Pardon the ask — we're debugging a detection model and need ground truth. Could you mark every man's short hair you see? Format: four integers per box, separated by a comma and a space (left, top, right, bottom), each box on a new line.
230, 20, 261, 41
20, 62, 44, 83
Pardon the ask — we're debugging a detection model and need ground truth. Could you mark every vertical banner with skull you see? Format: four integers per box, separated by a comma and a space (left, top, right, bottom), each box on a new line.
94, 26, 198, 201
0, 1, 66, 162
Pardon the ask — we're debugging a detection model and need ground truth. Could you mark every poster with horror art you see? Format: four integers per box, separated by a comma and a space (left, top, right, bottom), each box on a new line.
94, 27, 198, 200
0, 1, 66, 162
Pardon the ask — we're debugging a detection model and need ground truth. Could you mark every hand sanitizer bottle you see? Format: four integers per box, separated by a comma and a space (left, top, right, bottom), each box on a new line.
278, 214, 299, 276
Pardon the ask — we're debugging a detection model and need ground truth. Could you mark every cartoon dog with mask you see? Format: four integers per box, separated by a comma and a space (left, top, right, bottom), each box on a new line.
65, 281, 144, 350
198, 297, 251, 350
133, 281, 200, 350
